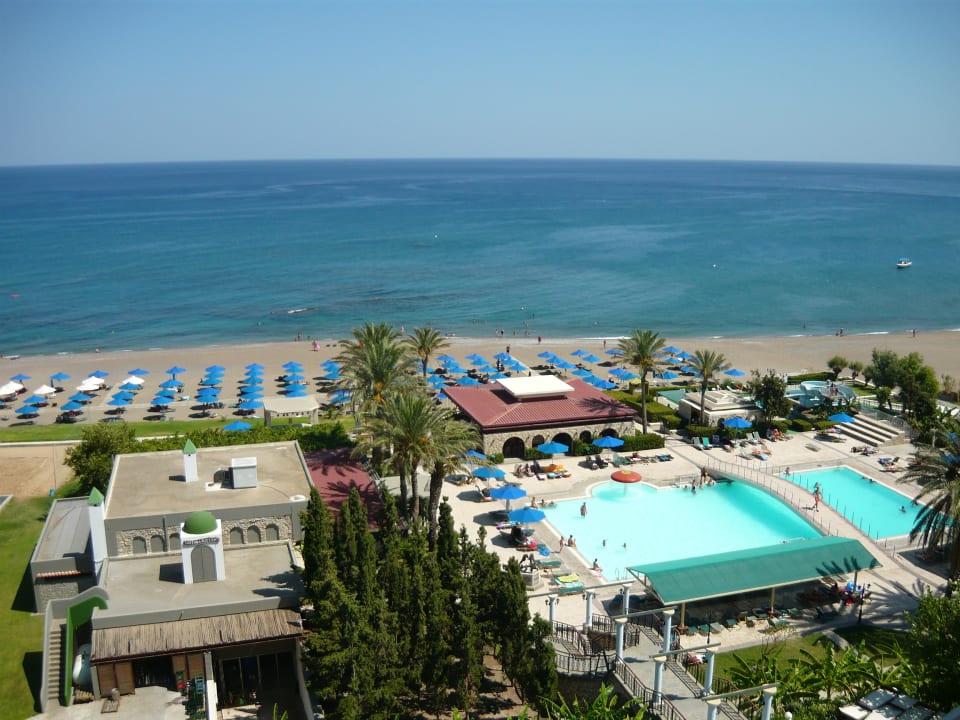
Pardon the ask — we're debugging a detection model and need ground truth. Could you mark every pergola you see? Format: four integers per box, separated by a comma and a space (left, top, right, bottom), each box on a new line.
262, 395, 320, 427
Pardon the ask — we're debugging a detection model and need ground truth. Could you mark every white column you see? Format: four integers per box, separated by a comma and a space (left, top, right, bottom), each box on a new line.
620, 584, 631, 615
761, 687, 777, 720
584, 589, 596, 630
653, 654, 666, 704
706, 697, 722, 720
614, 618, 627, 660
662, 608, 675, 652
547, 594, 559, 625
703, 650, 716, 697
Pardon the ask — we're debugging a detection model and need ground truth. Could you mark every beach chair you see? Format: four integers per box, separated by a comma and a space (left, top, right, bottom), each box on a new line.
723, 617, 738, 629
701, 437, 713, 450
710, 622, 724, 635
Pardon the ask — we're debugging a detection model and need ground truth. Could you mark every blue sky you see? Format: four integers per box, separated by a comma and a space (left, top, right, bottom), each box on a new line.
2, 0, 958, 166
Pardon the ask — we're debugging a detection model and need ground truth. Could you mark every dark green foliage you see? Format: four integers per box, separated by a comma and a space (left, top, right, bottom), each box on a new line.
619, 433, 665, 451
525, 447, 551, 460
488, 452, 505, 464
748, 370, 792, 420
686, 424, 714, 438
538, 683, 647, 719
788, 372, 832, 383
65, 422, 138, 494
813, 420, 836, 431
514, 616, 558, 713
791, 418, 813, 432
659, 413, 682, 429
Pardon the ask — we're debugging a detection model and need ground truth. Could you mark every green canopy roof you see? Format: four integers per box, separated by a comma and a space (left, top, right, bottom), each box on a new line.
183, 511, 217, 535
627, 536, 880, 605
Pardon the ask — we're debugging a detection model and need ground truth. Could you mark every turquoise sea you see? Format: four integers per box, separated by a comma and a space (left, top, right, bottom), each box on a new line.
1, 159, 958, 356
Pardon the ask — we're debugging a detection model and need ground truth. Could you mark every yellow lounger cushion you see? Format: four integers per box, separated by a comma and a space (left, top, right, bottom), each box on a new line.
556, 574, 580, 583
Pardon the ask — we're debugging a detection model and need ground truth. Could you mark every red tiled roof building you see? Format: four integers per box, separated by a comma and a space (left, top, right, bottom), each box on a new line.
444, 376, 637, 458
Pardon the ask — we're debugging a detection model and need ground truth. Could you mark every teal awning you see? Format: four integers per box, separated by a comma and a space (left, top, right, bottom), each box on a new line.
626, 536, 880, 605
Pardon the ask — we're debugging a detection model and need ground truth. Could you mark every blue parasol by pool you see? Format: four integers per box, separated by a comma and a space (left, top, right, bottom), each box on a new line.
224, 420, 252, 432
593, 436, 625, 449
724, 416, 752, 429
829, 412, 855, 424
472, 466, 506, 480
537, 441, 569, 455
508, 507, 546, 524
489, 485, 527, 501
465, 449, 487, 461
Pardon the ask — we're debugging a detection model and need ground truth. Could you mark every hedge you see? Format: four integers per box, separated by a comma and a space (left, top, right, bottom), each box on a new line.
814, 420, 837, 431
790, 418, 813, 432
788, 371, 833, 383
620, 433, 665, 451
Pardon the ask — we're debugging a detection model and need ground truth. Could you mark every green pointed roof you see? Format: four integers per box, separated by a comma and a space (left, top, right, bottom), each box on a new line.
87, 488, 104, 506
183, 511, 217, 535
183, 439, 197, 455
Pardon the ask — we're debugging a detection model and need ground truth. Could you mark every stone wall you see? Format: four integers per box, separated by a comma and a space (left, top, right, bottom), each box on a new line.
483, 420, 636, 457
113, 514, 292, 556
35, 575, 96, 611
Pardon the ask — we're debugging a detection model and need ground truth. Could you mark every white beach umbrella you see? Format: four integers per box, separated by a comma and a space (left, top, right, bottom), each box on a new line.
120, 375, 145, 386
0, 381, 24, 396
33, 384, 58, 396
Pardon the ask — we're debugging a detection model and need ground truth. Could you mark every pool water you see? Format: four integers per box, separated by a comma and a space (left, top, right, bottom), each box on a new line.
545, 480, 819, 581
781, 466, 919, 539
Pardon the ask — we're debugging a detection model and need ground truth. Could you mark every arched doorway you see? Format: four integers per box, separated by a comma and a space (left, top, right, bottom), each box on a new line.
502, 437, 525, 459
551, 432, 573, 447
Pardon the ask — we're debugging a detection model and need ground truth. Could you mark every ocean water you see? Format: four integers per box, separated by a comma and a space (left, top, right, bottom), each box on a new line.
1, 159, 958, 356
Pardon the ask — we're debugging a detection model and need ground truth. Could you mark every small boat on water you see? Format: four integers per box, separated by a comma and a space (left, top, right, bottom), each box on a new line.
896, 258, 912, 268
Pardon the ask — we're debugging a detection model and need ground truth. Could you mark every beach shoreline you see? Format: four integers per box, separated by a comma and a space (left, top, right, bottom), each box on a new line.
1, 329, 957, 430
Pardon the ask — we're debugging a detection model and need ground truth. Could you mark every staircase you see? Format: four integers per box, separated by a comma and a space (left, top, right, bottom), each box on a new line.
46, 623, 65, 709
836, 414, 905, 447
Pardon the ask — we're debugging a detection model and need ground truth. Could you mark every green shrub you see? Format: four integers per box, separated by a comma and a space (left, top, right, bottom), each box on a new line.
790, 418, 813, 432
525, 448, 550, 460
621, 433, 665, 451
789, 371, 832, 383
569, 439, 591, 457
686, 424, 714, 439
660, 414, 682, 430
488, 452, 504, 464
814, 420, 836, 431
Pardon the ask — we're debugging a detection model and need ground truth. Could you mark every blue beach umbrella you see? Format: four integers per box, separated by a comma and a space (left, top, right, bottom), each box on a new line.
725, 368, 746, 377
245, 363, 264, 371
107, 397, 130, 408
11, 373, 30, 382
204, 365, 225, 375
466, 353, 483, 361
582, 354, 602, 364
593, 378, 617, 389
507, 361, 526, 371
166, 365, 187, 377
605, 348, 624, 356
676, 351, 693, 360
150, 396, 174, 407
50, 371, 71, 384
609, 368, 631, 378
61, 401, 84, 412
472, 466, 506, 480
160, 378, 181, 389
659, 371, 679, 380
571, 349, 587, 357
537, 441, 569, 454
69, 392, 92, 403
224, 420, 252, 432
493, 352, 512, 361
508, 506, 546, 524
573, 368, 593, 377
428, 376, 446, 387
662, 345, 681, 355
128, 368, 149, 376
593, 436, 625, 449
445, 364, 466, 374
238, 399, 263, 411
554, 359, 576, 370
537, 352, 557, 360
323, 371, 341, 381
327, 391, 351, 405
240, 385, 264, 394
91, 370, 109, 378
489, 373, 508, 380
282, 360, 303, 369
457, 376, 480, 386
619, 371, 639, 381
286, 388, 307, 398
829, 412, 855, 424
24, 394, 48, 405
321, 360, 340, 370
239, 391, 263, 401
119, 382, 141, 391
16, 404, 40, 416
436, 354, 455, 363
284, 373, 306, 383
112, 391, 135, 401
435, 392, 448, 401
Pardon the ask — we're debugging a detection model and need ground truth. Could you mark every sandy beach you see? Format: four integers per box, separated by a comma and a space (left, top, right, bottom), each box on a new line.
0, 330, 957, 430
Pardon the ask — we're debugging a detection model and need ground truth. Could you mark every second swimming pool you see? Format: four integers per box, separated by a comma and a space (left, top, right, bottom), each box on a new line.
780, 466, 919, 539
545, 480, 820, 581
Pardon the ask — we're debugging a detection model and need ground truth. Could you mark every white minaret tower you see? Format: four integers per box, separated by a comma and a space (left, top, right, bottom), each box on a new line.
183, 439, 198, 483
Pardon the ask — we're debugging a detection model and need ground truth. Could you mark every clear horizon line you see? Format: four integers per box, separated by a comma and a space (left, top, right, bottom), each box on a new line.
3, 156, 959, 171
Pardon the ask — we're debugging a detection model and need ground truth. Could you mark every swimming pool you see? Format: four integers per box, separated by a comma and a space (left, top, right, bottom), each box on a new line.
545, 480, 820, 581
781, 466, 919, 539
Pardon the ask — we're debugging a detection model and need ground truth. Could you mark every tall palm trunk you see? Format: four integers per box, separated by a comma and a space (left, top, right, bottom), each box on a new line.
409, 462, 420, 523
640, 371, 650, 434
398, 466, 409, 517
427, 462, 444, 549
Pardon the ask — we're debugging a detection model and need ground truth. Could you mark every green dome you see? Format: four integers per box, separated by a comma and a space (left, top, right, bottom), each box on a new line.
183, 511, 217, 535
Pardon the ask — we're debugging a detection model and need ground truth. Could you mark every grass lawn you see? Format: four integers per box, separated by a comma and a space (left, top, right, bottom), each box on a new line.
712, 632, 828, 681
0, 496, 54, 719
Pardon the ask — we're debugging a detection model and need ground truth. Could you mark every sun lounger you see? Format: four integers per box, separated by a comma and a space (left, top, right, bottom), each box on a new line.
535, 556, 562, 568
697, 624, 711, 636
723, 617, 738, 629
701, 437, 713, 450
710, 622, 724, 634
553, 574, 584, 595
745, 615, 757, 627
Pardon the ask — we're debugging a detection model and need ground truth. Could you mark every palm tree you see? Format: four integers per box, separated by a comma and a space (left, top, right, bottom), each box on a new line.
899, 424, 960, 576
336, 322, 412, 416
362, 388, 446, 521
425, 417, 480, 547
618, 328, 666, 434
688, 349, 730, 425
404, 326, 449, 379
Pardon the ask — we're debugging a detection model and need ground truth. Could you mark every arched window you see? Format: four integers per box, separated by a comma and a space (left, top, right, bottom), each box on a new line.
265, 524, 280, 541
247, 526, 262, 544
502, 437, 525, 460
131, 536, 147, 555
229, 527, 244, 545
169, 533, 181, 550
150, 535, 165, 553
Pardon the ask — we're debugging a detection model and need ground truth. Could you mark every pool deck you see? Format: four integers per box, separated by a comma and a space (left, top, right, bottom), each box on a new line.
444, 430, 946, 648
